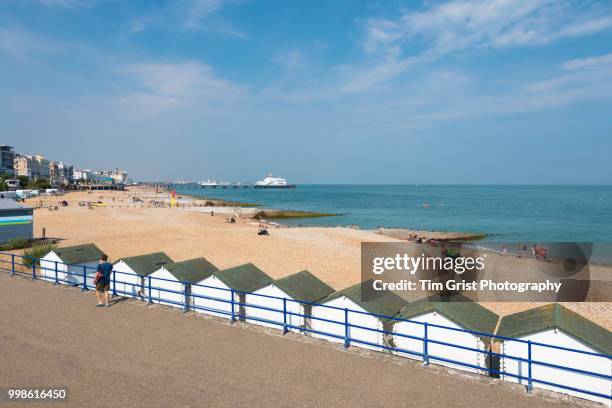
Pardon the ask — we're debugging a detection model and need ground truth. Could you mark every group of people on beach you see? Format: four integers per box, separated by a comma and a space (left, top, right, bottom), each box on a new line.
516, 243, 549, 260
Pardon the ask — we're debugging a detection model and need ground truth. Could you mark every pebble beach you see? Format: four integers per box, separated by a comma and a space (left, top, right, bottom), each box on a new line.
21, 186, 612, 330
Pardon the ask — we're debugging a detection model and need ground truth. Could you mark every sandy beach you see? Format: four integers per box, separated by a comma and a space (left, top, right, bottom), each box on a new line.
20, 187, 612, 330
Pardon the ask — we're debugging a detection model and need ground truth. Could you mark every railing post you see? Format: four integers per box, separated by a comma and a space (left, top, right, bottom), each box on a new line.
527, 340, 533, 393
147, 276, 153, 305
282, 298, 288, 334
54, 261, 59, 285
230, 289, 236, 323
343, 308, 350, 349
183, 285, 189, 313
10, 254, 15, 276
31, 257, 37, 280
112, 269, 117, 297
81, 265, 88, 291
423, 322, 430, 366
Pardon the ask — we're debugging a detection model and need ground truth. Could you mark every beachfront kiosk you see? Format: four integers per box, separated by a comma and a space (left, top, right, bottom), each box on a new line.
392, 295, 499, 374
245, 270, 335, 333
0, 199, 33, 244
192, 263, 272, 321
148, 257, 219, 309
40, 243, 106, 287
498, 303, 612, 405
311, 281, 408, 351
112, 252, 173, 299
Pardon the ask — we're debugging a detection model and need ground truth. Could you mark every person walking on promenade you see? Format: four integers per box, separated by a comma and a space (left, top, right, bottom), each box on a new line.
94, 254, 113, 307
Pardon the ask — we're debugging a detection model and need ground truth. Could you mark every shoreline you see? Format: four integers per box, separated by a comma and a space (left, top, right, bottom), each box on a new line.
176, 190, 487, 241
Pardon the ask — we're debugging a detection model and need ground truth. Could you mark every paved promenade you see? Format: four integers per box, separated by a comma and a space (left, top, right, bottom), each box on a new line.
0, 272, 571, 407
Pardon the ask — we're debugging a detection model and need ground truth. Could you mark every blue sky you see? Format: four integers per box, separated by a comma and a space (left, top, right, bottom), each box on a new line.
1, 0, 612, 183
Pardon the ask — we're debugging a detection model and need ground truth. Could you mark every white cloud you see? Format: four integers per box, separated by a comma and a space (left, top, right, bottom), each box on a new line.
183, 0, 224, 30
124, 0, 247, 38
339, 47, 419, 93
117, 61, 248, 113
0, 26, 65, 60
561, 52, 612, 71
348, 56, 612, 130
351, 0, 612, 92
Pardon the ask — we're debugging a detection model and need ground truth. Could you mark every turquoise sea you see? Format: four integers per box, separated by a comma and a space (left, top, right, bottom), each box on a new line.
174, 185, 612, 244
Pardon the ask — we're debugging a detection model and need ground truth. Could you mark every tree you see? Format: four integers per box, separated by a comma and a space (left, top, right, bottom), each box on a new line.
0, 180, 7, 192
17, 175, 29, 188
32, 178, 51, 190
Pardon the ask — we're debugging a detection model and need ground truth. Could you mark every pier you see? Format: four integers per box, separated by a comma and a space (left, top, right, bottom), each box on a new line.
161, 182, 297, 189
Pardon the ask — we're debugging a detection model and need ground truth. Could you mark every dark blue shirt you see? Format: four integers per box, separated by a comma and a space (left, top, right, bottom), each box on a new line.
97, 262, 113, 283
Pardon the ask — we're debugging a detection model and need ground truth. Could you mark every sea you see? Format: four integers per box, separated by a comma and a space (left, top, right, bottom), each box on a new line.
173, 185, 612, 244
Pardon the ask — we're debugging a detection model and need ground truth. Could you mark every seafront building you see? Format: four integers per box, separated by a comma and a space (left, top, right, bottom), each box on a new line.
0, 145, 15, 177
14, 154, 50, 179
94, 169, 128, 184
73, 168, 92, 181
49, 161, 74, 186
4, 143, 129, 188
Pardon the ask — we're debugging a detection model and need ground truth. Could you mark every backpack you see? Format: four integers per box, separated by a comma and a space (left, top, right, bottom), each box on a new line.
93, 268, 104, 285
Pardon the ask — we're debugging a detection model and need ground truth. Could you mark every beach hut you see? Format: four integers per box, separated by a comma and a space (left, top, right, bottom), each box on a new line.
310, 281, 408, 351
0, 199, 33, 244
112, 252, 173, 299
148, 257, 218, 309
40, 244, 106, 287
244, 270, 335, 333
191, 263, 272, 321
498, 304, 612, 405
392, 295, 499, 374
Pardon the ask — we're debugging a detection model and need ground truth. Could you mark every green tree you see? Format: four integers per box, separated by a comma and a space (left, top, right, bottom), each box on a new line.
32, 178, 51, 190
17, 175, 29, 188
0, 180, 7, 192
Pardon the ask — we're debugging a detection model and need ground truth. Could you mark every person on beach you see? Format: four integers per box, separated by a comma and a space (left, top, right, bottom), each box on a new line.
95, 254, 113, 307
258, 223, 269, 236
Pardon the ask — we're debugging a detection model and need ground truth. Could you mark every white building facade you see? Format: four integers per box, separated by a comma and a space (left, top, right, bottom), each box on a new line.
499, 304, 612, 405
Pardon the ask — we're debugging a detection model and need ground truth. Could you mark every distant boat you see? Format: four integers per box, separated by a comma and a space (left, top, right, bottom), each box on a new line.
199, 180, 219, 188
254, 172, 295, 189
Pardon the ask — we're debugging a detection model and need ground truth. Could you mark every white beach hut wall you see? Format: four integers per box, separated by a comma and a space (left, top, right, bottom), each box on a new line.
149, 258, 218, 309
310, 281, 407, 351
40, 244, 106, 287
498, 304, 612, 405
245, 270, 335, 333
112, 252, 173, 299
392, 294, 499, 375
191, 274, 236, 319
192, 263, 272, 321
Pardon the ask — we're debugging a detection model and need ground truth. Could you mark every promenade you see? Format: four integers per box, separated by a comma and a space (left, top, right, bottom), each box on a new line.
0, 272, 571, 408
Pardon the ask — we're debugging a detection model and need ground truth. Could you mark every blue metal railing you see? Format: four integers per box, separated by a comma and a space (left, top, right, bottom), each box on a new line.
1, 251, 610, 402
